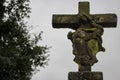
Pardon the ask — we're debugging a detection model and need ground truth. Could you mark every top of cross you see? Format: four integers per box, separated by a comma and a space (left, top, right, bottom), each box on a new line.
78, 2, 89, 15
52, 2, 117, 30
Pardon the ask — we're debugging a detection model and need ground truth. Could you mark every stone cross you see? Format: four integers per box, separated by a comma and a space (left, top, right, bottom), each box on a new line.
52, 2, 117, 30
52, 2, 117, 80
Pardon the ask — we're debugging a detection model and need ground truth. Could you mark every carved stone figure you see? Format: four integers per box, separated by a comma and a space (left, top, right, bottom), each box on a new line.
67, 14, 105, 71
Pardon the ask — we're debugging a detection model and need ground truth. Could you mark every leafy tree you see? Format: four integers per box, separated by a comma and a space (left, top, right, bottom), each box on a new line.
0, 0, 49, 80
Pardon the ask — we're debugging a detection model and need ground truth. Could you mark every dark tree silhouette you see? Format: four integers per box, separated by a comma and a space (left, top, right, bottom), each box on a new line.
0, 0, 49, 80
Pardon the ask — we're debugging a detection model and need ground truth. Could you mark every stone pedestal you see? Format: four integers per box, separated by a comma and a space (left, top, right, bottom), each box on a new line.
68, 71, 103, 80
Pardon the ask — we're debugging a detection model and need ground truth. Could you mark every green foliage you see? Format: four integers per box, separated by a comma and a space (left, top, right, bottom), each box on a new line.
0, 0, 49, 80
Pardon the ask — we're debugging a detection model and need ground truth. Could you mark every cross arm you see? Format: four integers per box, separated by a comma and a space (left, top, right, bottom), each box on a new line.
52, 15, 79, 30
52, 14, 117, 30
91, 14, 117, 27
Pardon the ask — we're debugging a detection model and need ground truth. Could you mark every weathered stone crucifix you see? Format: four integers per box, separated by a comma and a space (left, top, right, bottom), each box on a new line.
52, 2, 117, 80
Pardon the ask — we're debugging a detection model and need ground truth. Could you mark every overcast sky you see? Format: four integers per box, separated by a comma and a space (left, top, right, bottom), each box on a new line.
28, 0, 120, 80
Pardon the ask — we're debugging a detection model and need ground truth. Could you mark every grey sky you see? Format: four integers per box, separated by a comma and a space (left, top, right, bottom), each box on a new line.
28, 0, 120, 80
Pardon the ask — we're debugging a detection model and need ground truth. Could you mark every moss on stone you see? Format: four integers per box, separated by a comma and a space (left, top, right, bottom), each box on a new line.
88, 39, 99, 56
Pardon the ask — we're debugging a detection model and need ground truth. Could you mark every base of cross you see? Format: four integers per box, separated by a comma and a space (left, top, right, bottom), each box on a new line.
68, 71, 103, 80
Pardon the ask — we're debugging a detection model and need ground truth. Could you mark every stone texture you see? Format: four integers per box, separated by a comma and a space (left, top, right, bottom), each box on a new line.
68, 71, 103, 80
52, 2, 117, 30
